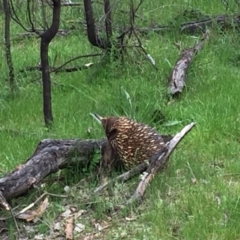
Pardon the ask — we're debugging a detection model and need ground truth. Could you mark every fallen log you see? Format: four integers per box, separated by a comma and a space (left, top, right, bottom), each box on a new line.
0, 124, 192, 207
128, 122, 196, 204
0, 139, 107, 201
169, 30, 210, 97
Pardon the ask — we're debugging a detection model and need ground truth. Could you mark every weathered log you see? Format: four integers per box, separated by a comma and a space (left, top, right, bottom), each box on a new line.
0, 139, 107, 201
169, 30, 210, 97
128, 122, 195, 204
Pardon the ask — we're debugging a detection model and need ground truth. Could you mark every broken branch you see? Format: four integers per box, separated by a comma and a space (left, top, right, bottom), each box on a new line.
169, 30, 210, 97
94, 162, 148, 193
0, 139, 106, 202
128, 122, 196, 204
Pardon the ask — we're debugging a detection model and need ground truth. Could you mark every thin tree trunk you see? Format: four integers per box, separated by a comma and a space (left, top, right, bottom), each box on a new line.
40, 0, 61, 127
3, 0, 16, 93
83, 0, 110, 49
104, 0, 112, 41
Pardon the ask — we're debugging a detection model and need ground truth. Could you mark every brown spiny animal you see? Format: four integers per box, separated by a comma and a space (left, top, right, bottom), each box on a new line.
92, 113, 172, 170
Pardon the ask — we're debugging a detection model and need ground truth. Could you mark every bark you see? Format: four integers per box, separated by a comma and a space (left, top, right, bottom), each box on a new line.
40, 0, 61, 127
169, 30, 210, 97
3, 0, 15, 92
0, 138, 107, 201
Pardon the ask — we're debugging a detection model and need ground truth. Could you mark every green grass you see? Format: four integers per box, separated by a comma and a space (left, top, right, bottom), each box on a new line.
1, 0, 240, 239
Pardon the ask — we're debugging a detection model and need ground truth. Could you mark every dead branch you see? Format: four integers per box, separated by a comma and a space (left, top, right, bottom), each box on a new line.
127, 0, 157, 70
54, 64, 94, 73
0, 139, 107, 202
95, 135, 173, 193
169, 30, 210, 97
19, 53, 100, 74
50, 53, 101, 73
0, 191, 20, 236
16, 29, 71, 39
94, 162, 148, 193
0, 192, 67, 221
60, 2, 82, 7
0, 191, 9, 211
128, 122, 196, 204
19, 63, 95, 74
9, 0, 32, 33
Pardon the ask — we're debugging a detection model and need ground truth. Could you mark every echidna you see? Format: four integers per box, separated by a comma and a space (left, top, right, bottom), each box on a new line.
92, 113, 172, 170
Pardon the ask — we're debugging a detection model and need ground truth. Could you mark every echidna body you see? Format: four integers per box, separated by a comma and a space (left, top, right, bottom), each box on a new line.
93, 114, 165, 170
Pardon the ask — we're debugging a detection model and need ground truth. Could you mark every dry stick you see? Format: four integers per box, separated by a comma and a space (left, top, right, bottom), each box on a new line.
0, 191, 20, 237
0, 192, 68, 221
132, 28, 158, 70
19, 64, 95, 73
51, 53, 102, 73
128, 122, 196, 204
19, 52, 101, 73
129, 0, 157, 70
0, 191, 10, 211
18, 192, 68, 215
169, 30, 210, 97
94, 162, 148, 193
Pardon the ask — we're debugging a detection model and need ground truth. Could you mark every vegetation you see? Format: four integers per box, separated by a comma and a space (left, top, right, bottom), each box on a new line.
0, 0, 240, 239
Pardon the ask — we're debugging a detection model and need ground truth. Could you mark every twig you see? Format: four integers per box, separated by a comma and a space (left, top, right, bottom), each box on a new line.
9, 0, 30, 32
94, 162, 148, 193
19, 192, 68, 214
128, 122, 196, 204
51, 53, 101, 73
133, 0, 143, 17
0, 191, 20, 237
129, 0, 158, 70
19, 62, 97, 74
0, 191, 10, 211
132, 28, 158, 70
27, 0, 36, 32
61, 3, 82, 7
0, 192, 68, 221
